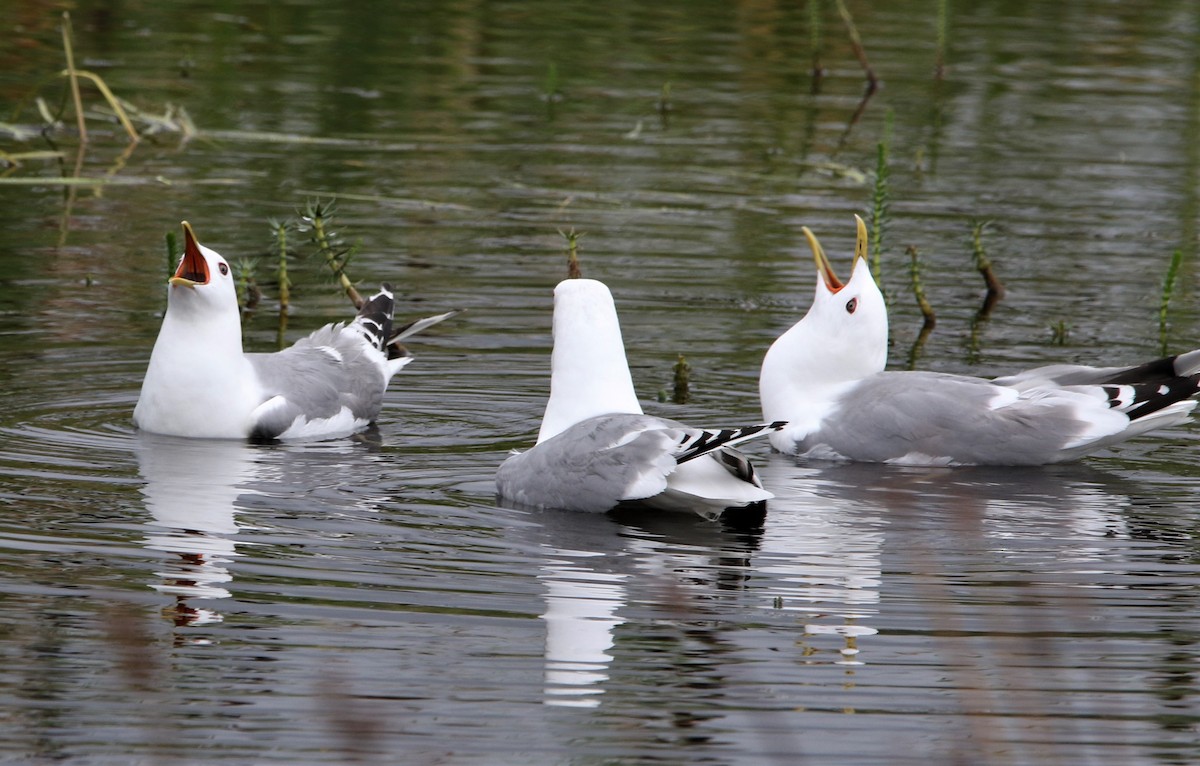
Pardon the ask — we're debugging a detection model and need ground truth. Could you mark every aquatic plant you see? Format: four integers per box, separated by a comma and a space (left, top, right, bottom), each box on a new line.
300, 199, 364, 309
935, 0, 949, 79
970, 220, 1005, 315
834, 0, 878, 93
559, 228, 583, 279
808, 0, 825, 87
672, 354, 692, 405
232, 257, 262, 314
870, 110, 893, 303
965, 221, 1005, 363
1050, 319, 1071, 346
657, 82, 672, 129
56, 11, 139, 144
163, 230, 178, 277
270, 218, 293, 313
906, 244, 936, 369
1159, 248, 1184, 355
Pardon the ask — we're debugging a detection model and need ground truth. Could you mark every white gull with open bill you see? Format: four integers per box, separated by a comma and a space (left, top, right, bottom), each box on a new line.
759, 216, 1200, 465
496, 277, 785, 517
134, 221, 456, 441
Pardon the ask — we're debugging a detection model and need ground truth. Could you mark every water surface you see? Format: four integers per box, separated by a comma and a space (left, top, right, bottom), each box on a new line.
1, 2, 1199, 764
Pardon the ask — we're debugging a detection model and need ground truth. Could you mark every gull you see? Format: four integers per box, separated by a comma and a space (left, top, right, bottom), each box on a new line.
134, 221, 456, 441
759, 216, 1200, 465
496, 277, 785, 516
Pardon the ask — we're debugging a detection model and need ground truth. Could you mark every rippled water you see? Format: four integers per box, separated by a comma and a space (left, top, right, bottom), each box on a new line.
2, 1, 1200, 763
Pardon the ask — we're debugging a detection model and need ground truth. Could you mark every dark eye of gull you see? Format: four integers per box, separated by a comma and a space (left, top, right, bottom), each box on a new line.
219, 263, 229, 276
846, 297, 857, 314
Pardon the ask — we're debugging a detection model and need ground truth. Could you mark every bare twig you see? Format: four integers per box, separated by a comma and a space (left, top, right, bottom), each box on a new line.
61, 12, 87, 144
834, 0, 878, 93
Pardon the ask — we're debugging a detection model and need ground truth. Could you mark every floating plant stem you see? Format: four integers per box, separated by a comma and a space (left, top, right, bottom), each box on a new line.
870, 110, 893, 302
271, 218, 292, 312
164, 230, 178, 277
271, 218, 292, 349
970, 220, 1004, 318
560, 228, 583, 279
906, 244, 936, 369
834, 0, 878, 93
1050, 319, 1071, 346
59, 12, 139, 144
672, 354, 691, 405
808, 0, 824, 87
935, 0, 948, 80
1159, 248, 1183, 355
232, 257, 261, 315
61, 12, 87, 143
302, 200, 364, 309
907, 245, 936, 328
62, 70, 140, 143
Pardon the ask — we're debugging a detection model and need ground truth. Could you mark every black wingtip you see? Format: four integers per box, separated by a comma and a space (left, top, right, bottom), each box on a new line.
353, 286, 397, 351
675, 422, 785, 465
1103, 375, 1200, 421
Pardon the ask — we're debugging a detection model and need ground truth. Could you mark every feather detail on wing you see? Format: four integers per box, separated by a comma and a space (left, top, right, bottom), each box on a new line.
495, 414, 784, 513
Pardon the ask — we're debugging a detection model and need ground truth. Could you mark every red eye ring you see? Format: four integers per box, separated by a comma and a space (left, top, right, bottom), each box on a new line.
218, 263, 229, 276
846, 297, 857, 314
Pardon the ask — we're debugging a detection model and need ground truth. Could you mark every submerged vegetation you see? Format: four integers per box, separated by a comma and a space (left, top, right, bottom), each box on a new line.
4, 4, 1187, 370
1160, 248, 1184, 355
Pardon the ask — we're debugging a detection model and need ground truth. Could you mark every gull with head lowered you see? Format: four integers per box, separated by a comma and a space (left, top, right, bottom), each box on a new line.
134, 222, 457, 441
496, 276, 784, 517
759, 216, 1200, 465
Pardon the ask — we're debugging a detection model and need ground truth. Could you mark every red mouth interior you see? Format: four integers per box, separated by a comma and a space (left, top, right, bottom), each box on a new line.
175, 226, 210, 284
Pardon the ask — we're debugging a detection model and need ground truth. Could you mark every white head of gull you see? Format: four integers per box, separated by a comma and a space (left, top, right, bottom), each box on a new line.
134, 221, 457, 441
760, 216, 1200, 465
497, 277, 784, 517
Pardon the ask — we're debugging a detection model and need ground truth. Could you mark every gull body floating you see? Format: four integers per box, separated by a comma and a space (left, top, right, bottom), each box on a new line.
496, 278, 784, 517
759, 216, 1200, 465
134, 221, 457, 441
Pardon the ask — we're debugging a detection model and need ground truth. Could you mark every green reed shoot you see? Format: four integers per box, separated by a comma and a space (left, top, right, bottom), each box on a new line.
970, 220, 1005, 315
905, 244, 936, 369
672, 354, 692, 405
1159, 248, 1183, 354
560, 228, 583, 279
271, 218, 292, 312
164, 230, 178, 277
61, 12, 87, 143
870, 110, 893, 302
233, 257, 261, 314
808, 0, 824, 82
301, 199, 364, 309
935, 0, 948, 79
907, 244, 935, 328
1050, 319, 1070, 346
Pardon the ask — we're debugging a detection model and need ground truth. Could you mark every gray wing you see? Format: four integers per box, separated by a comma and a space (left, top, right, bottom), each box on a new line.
245, 323, 388, 440
496, 414, 683, 512
496, 414, 785, 512
804, 371, 1103, 465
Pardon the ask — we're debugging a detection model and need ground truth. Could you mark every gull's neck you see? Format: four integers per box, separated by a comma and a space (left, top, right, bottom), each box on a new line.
538, 279, 642, 443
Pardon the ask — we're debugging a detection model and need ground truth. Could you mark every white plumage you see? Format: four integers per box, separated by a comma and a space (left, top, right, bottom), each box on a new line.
497, 278, 783, 516
759, 216, 1200, 465
134, 221, 455, 441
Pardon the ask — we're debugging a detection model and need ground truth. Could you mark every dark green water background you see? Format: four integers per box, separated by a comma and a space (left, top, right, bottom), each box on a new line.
1, 2, 1199, 764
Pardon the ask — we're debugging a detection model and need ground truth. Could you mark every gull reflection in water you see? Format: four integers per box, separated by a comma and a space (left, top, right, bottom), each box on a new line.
539, 551, 628, 708
135, 434, 259, 628
753, 461, 884, 667
533, 506, 767, 708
